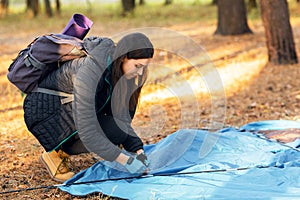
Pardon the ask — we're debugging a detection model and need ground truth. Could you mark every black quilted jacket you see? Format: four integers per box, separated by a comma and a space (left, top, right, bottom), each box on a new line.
23, 56, 82, 152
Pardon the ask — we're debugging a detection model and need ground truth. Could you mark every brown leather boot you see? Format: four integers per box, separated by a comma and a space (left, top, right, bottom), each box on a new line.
39, 150, 75, 182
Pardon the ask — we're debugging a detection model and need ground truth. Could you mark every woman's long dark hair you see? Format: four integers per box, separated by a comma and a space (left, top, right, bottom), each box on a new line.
111, 33, 154, 112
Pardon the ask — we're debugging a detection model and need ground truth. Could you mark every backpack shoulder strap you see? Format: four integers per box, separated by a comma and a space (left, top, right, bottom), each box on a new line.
24, 51, 46, 70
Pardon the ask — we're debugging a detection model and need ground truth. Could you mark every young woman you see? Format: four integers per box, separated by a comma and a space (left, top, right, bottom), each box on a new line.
23, 32, 154, 182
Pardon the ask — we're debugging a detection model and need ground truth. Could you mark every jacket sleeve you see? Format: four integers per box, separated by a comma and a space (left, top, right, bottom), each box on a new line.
73, 41, 123, 162
122, 124, 144, 152
96, 112, 143, 153
121, 109, 144, 152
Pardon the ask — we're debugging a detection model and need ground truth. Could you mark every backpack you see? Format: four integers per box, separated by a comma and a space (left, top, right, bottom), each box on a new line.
7, 33, 87, 93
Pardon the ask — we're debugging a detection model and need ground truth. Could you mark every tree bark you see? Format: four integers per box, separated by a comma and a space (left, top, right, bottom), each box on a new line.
165, 0, 172, 5
139, 0, 145, 5
0, 0, 9, 16
27, 0, 39, 17
260, 0, 298, 65
215, 0, 252, 35
121, 0, 135, 15
247, 0, 257, 11
44, 0, 53, 17
56, 0, 60, 14
26, 0, 30, 11
1, 0, 8, 9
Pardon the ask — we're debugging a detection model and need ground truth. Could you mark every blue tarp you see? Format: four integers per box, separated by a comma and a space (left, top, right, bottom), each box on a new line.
60, 120, 300, 199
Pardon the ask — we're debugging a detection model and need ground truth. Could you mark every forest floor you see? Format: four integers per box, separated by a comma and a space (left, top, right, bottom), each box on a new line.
1, 3, 300, 199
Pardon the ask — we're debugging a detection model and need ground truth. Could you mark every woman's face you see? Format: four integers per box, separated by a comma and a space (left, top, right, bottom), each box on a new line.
122, 57, 151, 79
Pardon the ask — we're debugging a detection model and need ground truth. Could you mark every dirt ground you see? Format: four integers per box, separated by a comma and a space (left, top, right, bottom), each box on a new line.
1, 13, 300, 200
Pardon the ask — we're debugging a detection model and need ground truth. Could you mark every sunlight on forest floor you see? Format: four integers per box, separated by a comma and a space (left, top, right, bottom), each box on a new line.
140, 46, 267, 104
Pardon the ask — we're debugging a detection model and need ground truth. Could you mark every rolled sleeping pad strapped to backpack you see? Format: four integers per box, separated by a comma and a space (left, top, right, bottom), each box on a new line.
62, 13, 93, 40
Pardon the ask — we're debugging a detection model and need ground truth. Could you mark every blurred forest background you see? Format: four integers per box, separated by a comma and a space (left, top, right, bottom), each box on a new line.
1, 0, 299, 65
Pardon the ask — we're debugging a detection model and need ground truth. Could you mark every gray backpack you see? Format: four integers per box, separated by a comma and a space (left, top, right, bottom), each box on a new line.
7, 33, 87, 93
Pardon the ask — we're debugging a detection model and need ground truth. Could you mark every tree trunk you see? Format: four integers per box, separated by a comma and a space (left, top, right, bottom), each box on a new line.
212, 0, 218, 5
26, 0, 38, 16
56, 0, 60, 14
1, 0, 8, 9
121, 0, 135, 15
215, 0, 252, 35
139, 0, 145, 5
26, 0, 30, 11
259, 0, 298, 65
44, 0, 53, 17
247, 0, 257, 11
165, 0, 172, 5
27, 0, 39, 17
0, 0, 9, 16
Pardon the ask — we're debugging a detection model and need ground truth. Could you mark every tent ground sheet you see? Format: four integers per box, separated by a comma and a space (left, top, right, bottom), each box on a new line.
60, 120, 300, 199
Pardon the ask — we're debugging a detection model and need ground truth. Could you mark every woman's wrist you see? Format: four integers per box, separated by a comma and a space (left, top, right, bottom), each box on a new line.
115, 153, 129, 165
115, 149, 144, 165
136, 149, 144, 155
